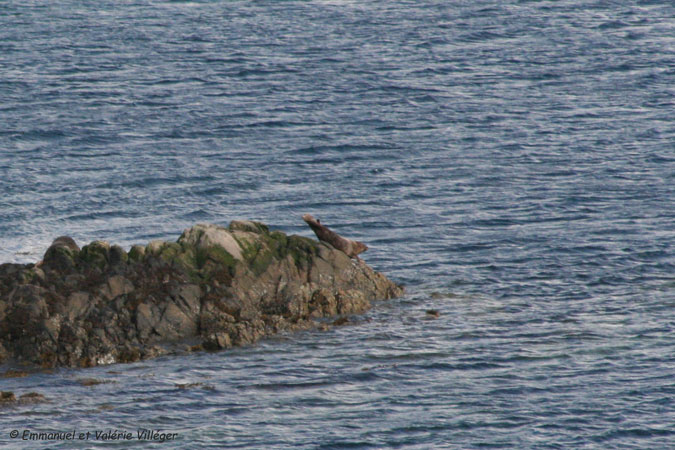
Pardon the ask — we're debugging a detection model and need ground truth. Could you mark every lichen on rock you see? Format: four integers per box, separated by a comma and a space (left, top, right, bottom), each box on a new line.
0, 221, 403, 369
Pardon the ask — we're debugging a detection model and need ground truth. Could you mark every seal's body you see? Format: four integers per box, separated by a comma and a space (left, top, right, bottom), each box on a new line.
302, 214, 368, 258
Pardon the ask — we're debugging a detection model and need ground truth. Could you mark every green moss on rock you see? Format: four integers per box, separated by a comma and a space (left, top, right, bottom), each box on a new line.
43, 245, 78, 267
128, 245, 145, 262
236, 231, 320, 272
236, 237, 261, 262
174, 246, 197, 270
186, 244, 237, 286
195, 245, 236, 274
229, 220, 269, 234
79, 241, 111, 269
157, 242, 182, 263
0, 221, 403, 369
234, 234, 279, 276
145, 240, 165, 255
286, 235, 320, 268
249, 248, 275, 276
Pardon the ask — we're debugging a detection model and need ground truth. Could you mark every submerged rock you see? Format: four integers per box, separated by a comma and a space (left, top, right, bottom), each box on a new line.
0, 221, 403, 368
0, 391, 47, 407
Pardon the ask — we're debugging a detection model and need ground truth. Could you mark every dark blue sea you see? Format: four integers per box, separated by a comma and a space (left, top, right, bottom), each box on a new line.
1, 0, 674, 448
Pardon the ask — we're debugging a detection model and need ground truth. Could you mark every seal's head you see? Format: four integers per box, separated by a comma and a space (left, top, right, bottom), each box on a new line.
352, 241, 368, 256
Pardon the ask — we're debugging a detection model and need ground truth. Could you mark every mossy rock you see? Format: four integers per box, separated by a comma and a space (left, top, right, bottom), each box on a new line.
42, 236, 80, 272
152, 243, 203, 279
157, 242, 182, 263
179, 224, 245, 261
235, 236, 258, 261
173, 246, 198, 270
240, 232, 319, 271
128, 245, 145, 262
18, 268, 39, 284
109, 245, 128, 265
195, 245, 237, 273
79, 241, 111, 270
234, 235, 279, 276
0, 391, 16, 403
248, 247, 275, 276
268, 230, 288, 246
194, 246, 236, 286
229, 220, 269, 234
178, 226, 205, 244
286, 235, 320, 268
265, 231, 297, 261
145, 240, 166, 255
43, 245, 79, 271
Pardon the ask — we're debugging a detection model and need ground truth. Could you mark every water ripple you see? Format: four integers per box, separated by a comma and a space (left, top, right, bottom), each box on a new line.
1, 0, 674, 448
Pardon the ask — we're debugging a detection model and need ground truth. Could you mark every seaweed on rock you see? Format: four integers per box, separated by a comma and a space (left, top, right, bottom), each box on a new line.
0, 221, 403, 368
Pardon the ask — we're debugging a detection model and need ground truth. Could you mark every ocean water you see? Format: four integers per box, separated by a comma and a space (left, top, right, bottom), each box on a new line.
1, 0, 674, 448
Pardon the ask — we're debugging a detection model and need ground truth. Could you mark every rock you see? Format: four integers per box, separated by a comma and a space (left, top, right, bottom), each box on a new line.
145, 240, 165, 255
308, 288, 338, 317
202, 332, 232, 351
65, 292, 91, 321
50, 236, 79, 253
109, 245, 128, 267
172, 284, 201, 317
336, 289, 370, 315
0, 343, 8, 364
117, 345, 141, 363
0, 391, 16, 403
18, 392, 47, 404
77, 378, 110, 386
41, 316, 62, 342
228, 220, 270, 234
101, 275, 133, 300
142, 345, 166, 359
179, 223, 244, 260
332, 316, 350, 326
0, 391, 47, 407
128, 245, 145, 262
0, 220, 403, 368
79, 241, 111, 269
155, 302, 197, 340
4, 285, 49, 338
1, 369, 29, 378
135, 302, 159, 340
42, 236, 80, 272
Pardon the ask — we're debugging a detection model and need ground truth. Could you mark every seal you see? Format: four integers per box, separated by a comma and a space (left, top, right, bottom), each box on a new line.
302, 214, 368, 258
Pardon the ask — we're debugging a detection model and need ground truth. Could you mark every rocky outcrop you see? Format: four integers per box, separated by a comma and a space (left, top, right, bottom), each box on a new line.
0, 221, 403, 368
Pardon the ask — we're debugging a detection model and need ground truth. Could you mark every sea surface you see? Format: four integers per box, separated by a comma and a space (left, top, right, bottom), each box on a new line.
1, 0, 674, 448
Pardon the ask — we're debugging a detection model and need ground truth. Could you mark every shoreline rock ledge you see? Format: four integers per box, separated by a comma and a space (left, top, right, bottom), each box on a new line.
0, 221, 403, 368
